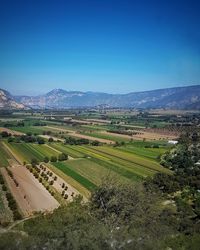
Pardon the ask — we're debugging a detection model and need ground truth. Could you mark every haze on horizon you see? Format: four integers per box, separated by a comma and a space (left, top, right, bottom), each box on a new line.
0, 0, 200, 96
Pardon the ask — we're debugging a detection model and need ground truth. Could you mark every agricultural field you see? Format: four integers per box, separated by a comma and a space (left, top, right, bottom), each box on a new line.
117, 145, 166, 161
0, 111, 174, 198
7, 126, 46, 135
50, 143, 85, 158
44, 125, 115, 144
81, 131, 131, 142
0, 109, 184, 226
0, 138, 172, 200
53, 161, 97, 191
1, 166, 59, 216
3, 142, 59, 163
0, 142, 10, 167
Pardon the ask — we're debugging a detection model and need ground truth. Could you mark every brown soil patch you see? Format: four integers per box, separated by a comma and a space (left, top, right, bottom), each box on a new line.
101, 130, 178, 141
45, 126, 115, 144
1, 166, 59, 217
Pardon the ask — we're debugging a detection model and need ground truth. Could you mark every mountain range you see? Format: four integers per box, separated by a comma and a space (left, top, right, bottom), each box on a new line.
0, 85, 200, 110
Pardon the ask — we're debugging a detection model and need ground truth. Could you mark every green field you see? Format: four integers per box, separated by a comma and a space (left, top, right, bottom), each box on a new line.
47, 163, 90, 198
50, 143, 85, 158
53, 161, 97, 191
0, 136, 172, 195
81, 131, 130, 142
117, 145, 166, 160
4, 142, 58, 163
58, 158, 131, 185
9, 126, 46, 135
65, 146, 161, 177
0, 142, 11, 167
87, 146, 170, 173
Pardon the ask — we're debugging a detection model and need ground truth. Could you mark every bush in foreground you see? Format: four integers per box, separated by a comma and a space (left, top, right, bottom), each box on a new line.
1, 179, 197, 249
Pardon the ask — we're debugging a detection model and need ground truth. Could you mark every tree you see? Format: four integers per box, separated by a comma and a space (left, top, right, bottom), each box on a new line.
31, 158, 39, 167
49, 180, 54, 185
43, 156, 49, 163
50, 156, 57, 162
48, 137, 54, 142
7, 137, 14, 143
37, 137, 45, 144
91, 140, 100, 146
1, 131, 10, 137
58, 153, 68, 161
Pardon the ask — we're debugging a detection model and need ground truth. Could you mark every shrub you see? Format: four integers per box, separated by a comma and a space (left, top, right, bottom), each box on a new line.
37, 137, 45, 144
50, 156, 57, 162
48, 137, 54, 142
49, 180, 54, 185
58, 153, 68, 161
43, 156, 49, 163
1, 131, 10, 137
7, 137, 14, 143
2, 184, 7, 191
31, 158, 39, 167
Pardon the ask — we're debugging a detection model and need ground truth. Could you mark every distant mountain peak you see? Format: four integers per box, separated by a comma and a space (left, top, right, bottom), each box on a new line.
46, 88, 68, 96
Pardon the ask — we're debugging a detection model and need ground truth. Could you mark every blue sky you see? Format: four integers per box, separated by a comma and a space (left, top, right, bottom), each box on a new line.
0, 0, 200, 95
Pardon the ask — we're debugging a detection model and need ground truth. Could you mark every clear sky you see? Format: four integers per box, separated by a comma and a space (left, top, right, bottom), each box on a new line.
0, 0, 200, 95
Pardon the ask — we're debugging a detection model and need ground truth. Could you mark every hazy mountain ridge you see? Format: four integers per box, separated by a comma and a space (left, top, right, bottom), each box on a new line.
1, 85, 200, 109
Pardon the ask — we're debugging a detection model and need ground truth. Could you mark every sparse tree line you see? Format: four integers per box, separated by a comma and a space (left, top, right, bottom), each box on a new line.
2, 121, 25, 127
2, 131, 102, 146
1, 120, 47, 128
8, 133, 45, 144
107, 129, 138, 136
64, 136, 101, 146
0, 171, 22, 223
26, 162, 74, 201
6, 168, 19, 187
26, 164, 56, 197
43, 153, 68, 164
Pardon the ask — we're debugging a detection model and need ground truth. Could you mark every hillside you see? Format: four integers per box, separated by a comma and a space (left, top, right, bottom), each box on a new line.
14, 85, 200, 109
1, 85, 200, 110
0, 89, 25, 110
